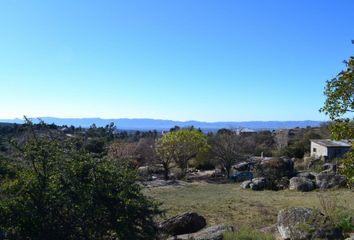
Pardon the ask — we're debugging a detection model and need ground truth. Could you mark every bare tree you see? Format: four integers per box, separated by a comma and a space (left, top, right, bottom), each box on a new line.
210, 131, 246, 178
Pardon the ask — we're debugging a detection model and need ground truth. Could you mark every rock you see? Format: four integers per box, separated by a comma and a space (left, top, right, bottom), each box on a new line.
231, 171, 253, 182
289, 177, 315, 192
168, 224, 232, 240
160, 212, 207, 236
322, 163, 337, 174
277, 207, 343, 240
315, 172, 347, 189
233, 162, 254, 171
277, 207, 314, 240
296, 171, 316, 180
250, 177, 267, 191
240, 180, 252, 189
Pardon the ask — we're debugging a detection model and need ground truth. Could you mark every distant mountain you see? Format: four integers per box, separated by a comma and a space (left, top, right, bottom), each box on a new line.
0, 117, 325, 131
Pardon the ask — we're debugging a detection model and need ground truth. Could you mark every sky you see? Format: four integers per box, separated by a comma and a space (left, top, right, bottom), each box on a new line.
0, 0, 353, 122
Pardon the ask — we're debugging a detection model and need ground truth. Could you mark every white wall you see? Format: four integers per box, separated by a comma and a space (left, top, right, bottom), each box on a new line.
310, 142, 327, 158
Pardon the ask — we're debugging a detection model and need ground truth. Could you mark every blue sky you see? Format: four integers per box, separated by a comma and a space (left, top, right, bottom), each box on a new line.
0, 0, 353, 121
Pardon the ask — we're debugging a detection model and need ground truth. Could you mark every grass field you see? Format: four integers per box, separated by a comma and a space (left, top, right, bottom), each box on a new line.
145, 182, 354, 229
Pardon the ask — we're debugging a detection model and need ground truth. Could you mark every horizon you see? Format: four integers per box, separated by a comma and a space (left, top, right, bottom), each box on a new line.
1, 1, 353, 121
1, 116, 326, 123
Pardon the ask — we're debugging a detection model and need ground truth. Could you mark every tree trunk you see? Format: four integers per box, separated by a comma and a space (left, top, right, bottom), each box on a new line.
163, 164, 169, 180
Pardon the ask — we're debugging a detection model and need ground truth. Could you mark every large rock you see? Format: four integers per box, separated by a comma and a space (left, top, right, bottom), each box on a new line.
315, 172, 347, 189
277, 207, 343, 240
240, 180, 252, 189
233, 162, 254, 171
250, 177, 267, 191
296, 171, 316, 180
168, 224, 232, 240
277, 207, 314, 240
322, 163, 337, 174
160, 212, 207, 236
289, 177, 315, 192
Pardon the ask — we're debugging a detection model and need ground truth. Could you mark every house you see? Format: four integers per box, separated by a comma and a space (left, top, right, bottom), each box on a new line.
310, 139, 351, 160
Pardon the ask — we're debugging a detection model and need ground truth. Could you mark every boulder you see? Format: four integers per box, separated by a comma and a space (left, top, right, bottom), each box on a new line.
277, 207, 343, 240
296, 171, 316, 180
289, 177, 315, 192
231, 171, 253, 182
322, 163, 337, 174
315, 173, 347, 189
233, 162, 254, 171
168, 224, 232, 240
250, 177, 267, 191
160, 212, 207, 236
240, 180, 252, 189
277, 207, 314, 240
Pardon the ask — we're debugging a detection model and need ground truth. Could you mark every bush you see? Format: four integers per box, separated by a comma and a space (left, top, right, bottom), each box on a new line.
224, 228, 274, 240
0, 122, 161, 240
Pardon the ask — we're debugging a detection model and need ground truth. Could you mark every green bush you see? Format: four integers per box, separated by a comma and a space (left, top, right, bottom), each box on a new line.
0, 122, 161, 240
224, 228, 275, 240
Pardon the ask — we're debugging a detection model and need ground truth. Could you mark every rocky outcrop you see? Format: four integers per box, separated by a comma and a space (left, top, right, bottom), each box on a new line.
289, 177, 315, 192
160, 212, 207, 236
277, 207, 343, 240
315, 172, 347, 189
168, 224, 233, 240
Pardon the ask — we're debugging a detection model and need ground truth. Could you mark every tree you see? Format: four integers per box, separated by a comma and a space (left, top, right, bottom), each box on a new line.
210, 131, 247, 178
0, 120, 160, 239
320, 54, 354, 187
108, 140, 138, 167
155, 129, 208, 179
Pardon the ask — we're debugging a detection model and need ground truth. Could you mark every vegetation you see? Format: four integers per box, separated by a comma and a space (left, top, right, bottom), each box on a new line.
155, 129, 209, 179
145, 183, 354, 229
0, 121, 160, 240
210, 130, 248, 178
320, 56, 354, 187
224, 228, 274, 240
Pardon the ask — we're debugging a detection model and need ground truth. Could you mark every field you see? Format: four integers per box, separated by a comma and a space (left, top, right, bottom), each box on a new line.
145, 182, 354, 229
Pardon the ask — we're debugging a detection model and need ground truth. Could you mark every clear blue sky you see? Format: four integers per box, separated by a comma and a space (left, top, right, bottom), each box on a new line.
0, 0, 353, 121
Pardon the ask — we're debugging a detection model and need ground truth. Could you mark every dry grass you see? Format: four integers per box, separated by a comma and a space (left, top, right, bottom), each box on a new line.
144, 182, 354, 229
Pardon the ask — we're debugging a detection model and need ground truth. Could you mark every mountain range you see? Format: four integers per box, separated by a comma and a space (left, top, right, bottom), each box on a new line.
0, 117, 325, 131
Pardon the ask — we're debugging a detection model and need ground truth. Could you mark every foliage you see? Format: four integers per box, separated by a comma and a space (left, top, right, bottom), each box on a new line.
155, 129, 209, 179
341, 147, 354, 187
320, 56, 354, 187
223, 228, 274, 240
315, 194, 354, 235
0, 121, 160, 240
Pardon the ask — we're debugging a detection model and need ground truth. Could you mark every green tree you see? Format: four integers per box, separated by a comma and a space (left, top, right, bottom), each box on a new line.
0, 121, 160, 239
320, 55, 354, 187
155, 129, 208, 179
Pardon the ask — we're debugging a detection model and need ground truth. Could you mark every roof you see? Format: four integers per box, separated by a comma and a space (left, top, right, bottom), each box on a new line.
310, 139, 352, 148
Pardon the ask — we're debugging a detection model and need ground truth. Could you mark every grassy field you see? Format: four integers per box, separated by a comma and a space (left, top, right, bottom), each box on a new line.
144, 182, 354, 229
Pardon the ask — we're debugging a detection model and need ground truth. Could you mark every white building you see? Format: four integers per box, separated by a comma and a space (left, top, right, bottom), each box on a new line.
310, 139, 351, 160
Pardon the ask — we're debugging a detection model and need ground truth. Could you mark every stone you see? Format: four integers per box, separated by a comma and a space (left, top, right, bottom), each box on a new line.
160, 212, 207, 236
322, 163, 337, 174
315, 172, 347, 189
240, 180, 252, 189
277, 207, 314, 240
296, 171, 316, 180
168, 224, 233, 240
289, 177, 315, 192
277, 207, 343, 240
250, 177, 266, 191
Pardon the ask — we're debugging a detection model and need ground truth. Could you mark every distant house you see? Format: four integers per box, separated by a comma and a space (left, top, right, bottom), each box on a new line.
310, 139, 351, 160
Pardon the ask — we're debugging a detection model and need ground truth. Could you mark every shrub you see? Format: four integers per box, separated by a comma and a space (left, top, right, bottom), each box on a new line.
0, 122, 161, 240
